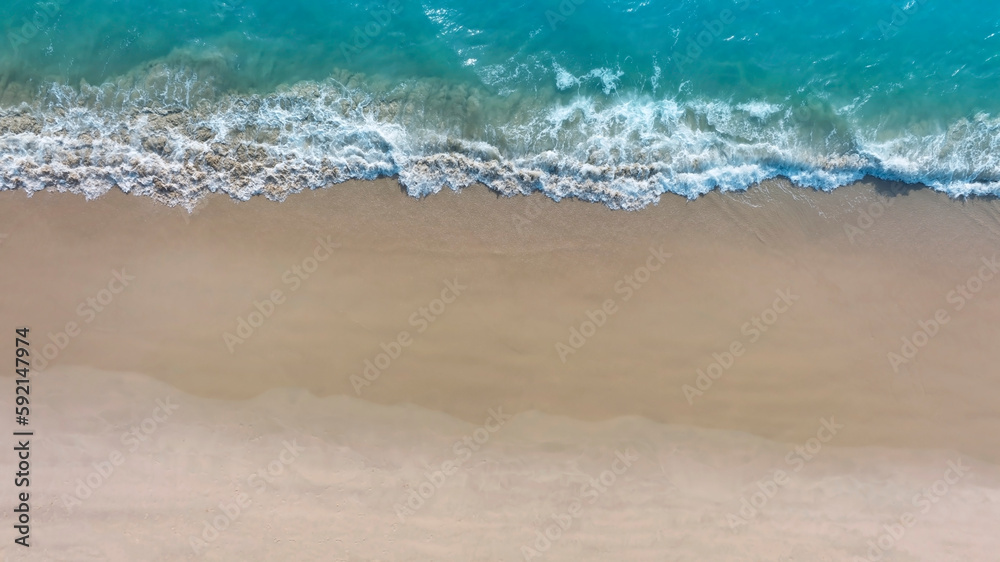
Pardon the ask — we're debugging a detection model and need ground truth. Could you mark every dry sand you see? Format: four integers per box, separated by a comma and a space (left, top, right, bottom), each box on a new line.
0, 178, 999, 560
2, 366, 999, 561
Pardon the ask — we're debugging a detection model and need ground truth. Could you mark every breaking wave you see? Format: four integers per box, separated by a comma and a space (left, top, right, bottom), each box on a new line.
2, 64, 999, 210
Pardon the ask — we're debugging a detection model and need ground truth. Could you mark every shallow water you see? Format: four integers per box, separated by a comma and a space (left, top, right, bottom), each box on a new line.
1, 0, 999, 206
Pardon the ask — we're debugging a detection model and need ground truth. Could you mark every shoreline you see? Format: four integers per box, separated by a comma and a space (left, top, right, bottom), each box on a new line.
3, 64, 1000, 206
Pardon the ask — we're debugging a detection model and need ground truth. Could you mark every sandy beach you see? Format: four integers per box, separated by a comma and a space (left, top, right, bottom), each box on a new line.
1, 179, 999, 560
1, 0, 999, 557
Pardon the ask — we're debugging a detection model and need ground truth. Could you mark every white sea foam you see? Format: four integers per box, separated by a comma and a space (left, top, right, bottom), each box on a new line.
552, 63, 581, 91
552, 63, 625, 95
1, 65, 999, 210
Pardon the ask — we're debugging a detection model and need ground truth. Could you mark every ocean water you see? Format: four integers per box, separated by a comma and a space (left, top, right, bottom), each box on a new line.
0, 0, 998, 208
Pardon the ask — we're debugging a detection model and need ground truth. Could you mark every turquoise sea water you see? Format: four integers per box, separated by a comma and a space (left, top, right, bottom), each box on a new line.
0, 0, 998, 207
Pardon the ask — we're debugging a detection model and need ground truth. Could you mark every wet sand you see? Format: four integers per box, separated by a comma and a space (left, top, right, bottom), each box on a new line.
0, 179, 999, 560
3, 365, 999, 561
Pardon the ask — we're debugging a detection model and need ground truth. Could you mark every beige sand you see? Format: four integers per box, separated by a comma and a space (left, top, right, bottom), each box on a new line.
3, 366, 999, 561
3, 179, 1000, 456
0, 179, 999, 560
